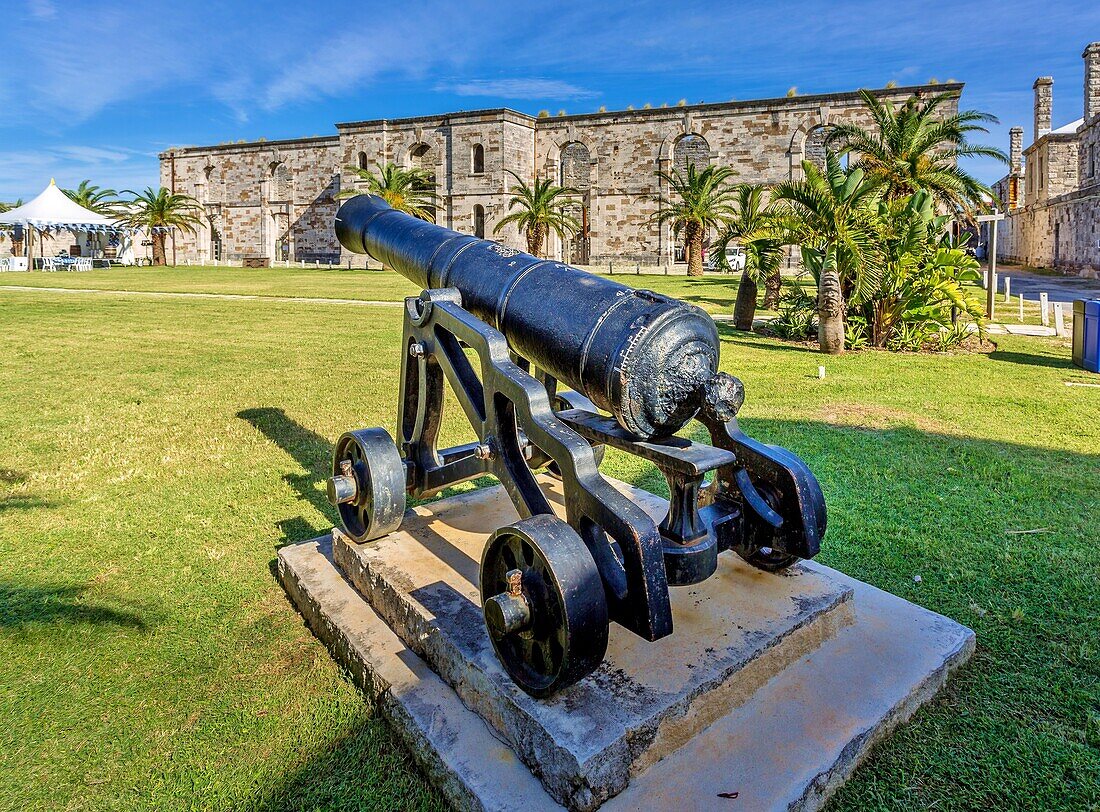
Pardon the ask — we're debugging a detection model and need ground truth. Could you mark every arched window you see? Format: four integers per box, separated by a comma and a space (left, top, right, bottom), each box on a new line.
673, 134, 710, 175
270, 162, 292, 201
408, 143, 436, 220
357, 151, 368, 170
803, 126, 830, 172
472, 143, 485, 174
473, 205, 485, 238
560, 142, 592, 190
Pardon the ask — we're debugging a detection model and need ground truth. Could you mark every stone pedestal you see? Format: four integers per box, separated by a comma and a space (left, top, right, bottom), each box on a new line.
278, 476, 973, 811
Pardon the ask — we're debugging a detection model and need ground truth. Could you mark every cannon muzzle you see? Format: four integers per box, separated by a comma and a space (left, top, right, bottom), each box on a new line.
336, 194, 732, 440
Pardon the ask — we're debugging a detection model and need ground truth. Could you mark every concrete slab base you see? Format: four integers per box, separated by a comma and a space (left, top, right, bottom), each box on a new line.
277, 479, 974, 812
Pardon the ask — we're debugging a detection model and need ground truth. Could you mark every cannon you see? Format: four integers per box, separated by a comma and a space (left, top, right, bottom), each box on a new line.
328, 195, 827, 697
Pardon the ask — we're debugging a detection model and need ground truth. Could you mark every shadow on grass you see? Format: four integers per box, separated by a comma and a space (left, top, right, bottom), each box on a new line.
254, 715, 443, 812
0, 583, 147, 630
238, 407, 335, 546
987, 348, 1076, 370
717, 325, 820, 354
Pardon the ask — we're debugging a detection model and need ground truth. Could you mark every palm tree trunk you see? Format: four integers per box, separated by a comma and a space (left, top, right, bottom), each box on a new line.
685, 223, 704, 277
526, 224, 544, 257
153, 232, 166, 266
762, 267, 783, 310
817, 268, 846, 354
732, 269, 758, 330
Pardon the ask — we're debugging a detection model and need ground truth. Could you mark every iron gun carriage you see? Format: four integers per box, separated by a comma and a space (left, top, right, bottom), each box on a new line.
327, 195, 827, 697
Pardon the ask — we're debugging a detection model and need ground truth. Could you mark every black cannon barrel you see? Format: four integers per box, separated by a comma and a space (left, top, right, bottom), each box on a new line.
335, 195, 725, 439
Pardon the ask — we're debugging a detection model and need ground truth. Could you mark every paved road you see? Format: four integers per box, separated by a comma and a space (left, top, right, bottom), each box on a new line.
991, 266, 1100, 304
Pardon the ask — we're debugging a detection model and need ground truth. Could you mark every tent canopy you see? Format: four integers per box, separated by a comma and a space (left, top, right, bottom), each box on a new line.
0, 179, 117, 228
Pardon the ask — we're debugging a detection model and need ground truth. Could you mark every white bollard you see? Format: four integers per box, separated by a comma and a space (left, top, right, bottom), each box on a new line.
1019, 294, 1025, 322
1053, 302, 1067, 336
1003, 276, 1011, 303
1040, 292, 1049, 326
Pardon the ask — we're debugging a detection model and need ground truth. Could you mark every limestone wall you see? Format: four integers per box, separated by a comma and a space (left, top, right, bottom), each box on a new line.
160, 85, 960, 266
162, 136, 342, 263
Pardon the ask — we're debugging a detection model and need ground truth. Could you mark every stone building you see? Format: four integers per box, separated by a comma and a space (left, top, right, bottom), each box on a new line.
159, 84, 960, 266
991, 43, 1100, 278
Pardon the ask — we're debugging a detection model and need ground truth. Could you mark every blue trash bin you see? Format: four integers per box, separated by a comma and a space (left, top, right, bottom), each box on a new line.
1073, 299, 1100, 373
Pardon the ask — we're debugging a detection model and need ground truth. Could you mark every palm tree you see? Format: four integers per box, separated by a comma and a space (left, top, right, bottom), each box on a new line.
117, 187, 204, 266
720, 184, 786, 329
825, 89, 1007, 218
63, 180, 118, 215
1, 200, 24, 254
651, 164, 738, 276
493, 171, 580, 257
772, 153, 884, 354
338, 162, 437, 222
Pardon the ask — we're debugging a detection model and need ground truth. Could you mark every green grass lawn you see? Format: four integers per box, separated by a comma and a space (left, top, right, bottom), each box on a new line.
1, 271, 1098, 811
0, 265, 789, 317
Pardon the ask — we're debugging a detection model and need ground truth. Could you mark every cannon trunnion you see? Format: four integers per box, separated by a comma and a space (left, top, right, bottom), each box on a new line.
328, 196, 827, 697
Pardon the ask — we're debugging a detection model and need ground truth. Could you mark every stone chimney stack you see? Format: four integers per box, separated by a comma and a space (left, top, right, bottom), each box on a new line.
1009, 127, 1024, 175
1033, 76, 1053, 141
1084, 42, 1100, 123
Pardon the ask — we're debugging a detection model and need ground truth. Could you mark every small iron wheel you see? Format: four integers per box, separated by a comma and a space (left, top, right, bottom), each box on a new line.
330, 428, 406, 543
480, 514, 608, 697
735, 481, 800, 573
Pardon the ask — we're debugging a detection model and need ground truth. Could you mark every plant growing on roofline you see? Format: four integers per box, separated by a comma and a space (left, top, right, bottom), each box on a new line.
493, 170, 581, 258
650, 163, 738, 276
824, 89, 1008, 220
337, 162, 438, 222
117, 187, 204, 266
718, 184, 786, 329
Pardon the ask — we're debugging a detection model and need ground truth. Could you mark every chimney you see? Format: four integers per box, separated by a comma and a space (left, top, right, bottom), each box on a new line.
1033, 76, 1053, 141
1010, 127, 1024, 175
1085, 42, 1100, 123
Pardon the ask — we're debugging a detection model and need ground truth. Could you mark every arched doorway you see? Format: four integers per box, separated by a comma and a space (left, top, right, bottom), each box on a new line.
560, 141, 592, 264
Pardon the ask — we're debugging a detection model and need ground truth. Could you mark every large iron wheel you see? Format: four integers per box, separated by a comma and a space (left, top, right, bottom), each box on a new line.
480, 514, 608, 697
734, 481, 799, 573
329, 428, 406, 543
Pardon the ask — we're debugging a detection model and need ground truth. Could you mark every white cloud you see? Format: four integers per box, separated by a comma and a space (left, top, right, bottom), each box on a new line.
26, 0, 57, 20
445, 78, 598, 100
0, 146, 158, 200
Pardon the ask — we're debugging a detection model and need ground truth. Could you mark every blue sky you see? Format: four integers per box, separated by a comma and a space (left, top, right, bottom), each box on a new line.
1, 0, 1097, 200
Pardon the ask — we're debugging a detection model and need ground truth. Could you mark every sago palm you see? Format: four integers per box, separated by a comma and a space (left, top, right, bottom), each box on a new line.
493, 171, 580, 257
772, 153, 884, 354
719, 184, 786, 330
825, 89, 1006, 218
651, 164, 738, 276
63, 180, 118, 215
338, 162, 437, 222
118, 187, 204, 266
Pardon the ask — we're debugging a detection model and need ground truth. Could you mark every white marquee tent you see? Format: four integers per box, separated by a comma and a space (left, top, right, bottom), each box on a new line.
0, 180, 133, 269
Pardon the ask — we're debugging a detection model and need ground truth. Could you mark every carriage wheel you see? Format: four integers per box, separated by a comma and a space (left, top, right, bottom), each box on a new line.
480, 514, 608, 697
328, 428, 406, 543
734, 481, 799, 572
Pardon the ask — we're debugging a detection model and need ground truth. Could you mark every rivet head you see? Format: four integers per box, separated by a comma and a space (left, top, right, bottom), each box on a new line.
475, 443, 493, 460
409, 342, 426, 358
